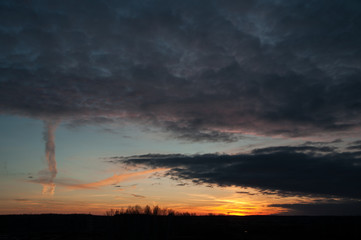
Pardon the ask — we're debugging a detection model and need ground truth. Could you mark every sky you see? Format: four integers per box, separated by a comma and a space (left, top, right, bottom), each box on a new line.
1, 0, 361, 216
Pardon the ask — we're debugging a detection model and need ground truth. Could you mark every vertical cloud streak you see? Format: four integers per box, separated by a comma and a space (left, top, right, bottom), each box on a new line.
42, 120, 58, 195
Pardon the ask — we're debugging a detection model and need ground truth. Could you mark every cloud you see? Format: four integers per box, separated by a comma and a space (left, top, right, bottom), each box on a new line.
111, 145, 361, 199
1, 0, 361, 141
347, 140, 361, 151
14, 198, 30, 202
66, 168, 167, 189
27, 169, 164, 192
28, 168, 58, 195
131, 194, 146, 198
41, 120, 58, 195
271, 200, 361, 216
236, 191, 256, 196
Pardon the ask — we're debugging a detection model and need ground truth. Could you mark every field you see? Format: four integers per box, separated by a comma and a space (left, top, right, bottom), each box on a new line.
1, 214, 361, 239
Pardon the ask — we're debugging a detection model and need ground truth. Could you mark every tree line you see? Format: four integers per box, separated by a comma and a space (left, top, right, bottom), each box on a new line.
105, 205, 197, 216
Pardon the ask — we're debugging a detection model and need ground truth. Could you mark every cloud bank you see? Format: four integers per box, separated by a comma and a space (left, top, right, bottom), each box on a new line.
111, 144, 361, 199
271, 200, 361, 216
1, 0, 361, 141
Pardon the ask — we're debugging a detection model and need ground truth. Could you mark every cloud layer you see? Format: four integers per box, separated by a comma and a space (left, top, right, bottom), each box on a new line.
1, 0, 361, 141
271, 200, 361, 216
111, 144, 361, 199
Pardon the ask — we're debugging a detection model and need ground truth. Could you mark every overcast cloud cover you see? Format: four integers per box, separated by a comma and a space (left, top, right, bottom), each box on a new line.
1, 0, 361, 141
1, 0, 361, 215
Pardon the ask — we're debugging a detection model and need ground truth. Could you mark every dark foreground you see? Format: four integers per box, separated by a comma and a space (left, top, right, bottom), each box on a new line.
1, 214, 361, 240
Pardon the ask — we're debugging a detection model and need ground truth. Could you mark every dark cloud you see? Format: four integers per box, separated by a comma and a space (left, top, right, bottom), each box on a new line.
250, 145, 336, 155
236, 191, 256, 196
351, 140, 361, 145
347, 145, 361, 151
302, 139, 343, 146
347, 140, 361, 151
1, 0, 361, 141
176, 183, 188, 187
271, 200, 361, 216
111, 145, 361, 199
131, 194, 146, 198
14, 198, 30, 202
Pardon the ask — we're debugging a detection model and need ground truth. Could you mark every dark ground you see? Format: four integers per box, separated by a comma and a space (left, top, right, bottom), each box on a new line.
1, 214, 361, 240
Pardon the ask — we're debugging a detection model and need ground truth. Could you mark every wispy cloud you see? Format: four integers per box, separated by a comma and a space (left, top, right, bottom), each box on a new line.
131, 194, 146, 198
66, 168, 167, 190
14, 198, 30, 202
41, 120, 58, 195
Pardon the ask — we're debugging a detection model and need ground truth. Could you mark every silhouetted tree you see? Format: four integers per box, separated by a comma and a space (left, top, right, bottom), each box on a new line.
167, 209, 175, 216
105, 205, 196, 216
152, 205, 160, 215
144, 205, 151, 215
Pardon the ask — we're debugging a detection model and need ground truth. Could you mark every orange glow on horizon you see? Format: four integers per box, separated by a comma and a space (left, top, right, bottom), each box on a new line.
1, 199, 286, 216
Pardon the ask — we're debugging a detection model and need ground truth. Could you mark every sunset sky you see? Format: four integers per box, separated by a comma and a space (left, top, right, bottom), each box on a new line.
1, 0, 361, 216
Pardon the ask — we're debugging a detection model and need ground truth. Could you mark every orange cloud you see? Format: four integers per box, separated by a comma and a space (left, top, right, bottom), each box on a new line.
67, 168, 167, 190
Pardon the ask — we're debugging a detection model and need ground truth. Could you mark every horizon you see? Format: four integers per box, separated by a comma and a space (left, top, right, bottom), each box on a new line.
1, 0, 361, 216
